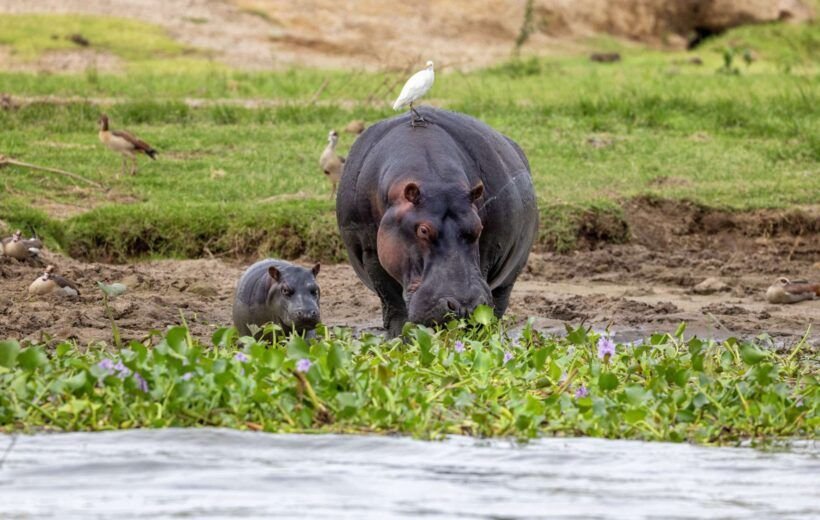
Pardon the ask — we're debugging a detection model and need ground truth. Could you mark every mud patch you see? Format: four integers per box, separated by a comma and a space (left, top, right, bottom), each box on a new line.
2, 238, 817, 349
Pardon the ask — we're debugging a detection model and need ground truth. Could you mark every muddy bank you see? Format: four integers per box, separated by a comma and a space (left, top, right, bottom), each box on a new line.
2, 233, 817, 348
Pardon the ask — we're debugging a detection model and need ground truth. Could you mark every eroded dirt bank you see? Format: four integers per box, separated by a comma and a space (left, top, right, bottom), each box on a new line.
1, 231, 817, 348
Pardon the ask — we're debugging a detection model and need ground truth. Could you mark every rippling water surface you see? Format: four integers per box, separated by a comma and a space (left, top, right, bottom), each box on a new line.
0, 429, 817, 519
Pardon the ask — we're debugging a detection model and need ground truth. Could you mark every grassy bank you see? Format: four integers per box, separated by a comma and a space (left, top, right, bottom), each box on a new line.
0, 15, 818, 261
1, 312, 816, 442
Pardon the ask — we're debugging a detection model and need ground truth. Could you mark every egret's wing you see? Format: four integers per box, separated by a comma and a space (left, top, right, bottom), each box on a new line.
393, 69, 432, 110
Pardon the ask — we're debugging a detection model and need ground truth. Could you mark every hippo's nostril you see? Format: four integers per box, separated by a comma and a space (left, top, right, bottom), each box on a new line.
446, 298, 458, 312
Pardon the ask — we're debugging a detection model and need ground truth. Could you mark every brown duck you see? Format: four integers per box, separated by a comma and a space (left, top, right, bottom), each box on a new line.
1, 230, 42, 261
98, 114, 157, 176
29, 265, 80, 297
766, 277, 819, 304
319, 130, 345, 199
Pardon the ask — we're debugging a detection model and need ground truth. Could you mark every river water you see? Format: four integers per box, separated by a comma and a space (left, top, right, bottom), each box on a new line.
0, 429, 817, 519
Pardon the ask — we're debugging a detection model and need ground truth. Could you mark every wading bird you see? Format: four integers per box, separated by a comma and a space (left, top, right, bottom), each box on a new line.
319, 130, 345, 199
766, 277, 819, 304
29, 265, 80, 297
1, 230, 42, 261
98, 114, 157, 176
392, 61, 435, 126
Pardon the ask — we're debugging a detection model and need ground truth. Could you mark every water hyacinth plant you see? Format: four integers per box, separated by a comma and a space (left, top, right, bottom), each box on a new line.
0, 309, 816, 444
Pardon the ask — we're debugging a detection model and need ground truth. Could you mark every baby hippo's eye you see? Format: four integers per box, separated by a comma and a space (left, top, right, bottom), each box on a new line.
310, 287, 319, 297
282, 286, 294, 297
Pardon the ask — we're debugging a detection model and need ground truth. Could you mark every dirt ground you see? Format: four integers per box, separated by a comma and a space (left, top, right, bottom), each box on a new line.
3, 0, 812, 73
2, 228, 818, 348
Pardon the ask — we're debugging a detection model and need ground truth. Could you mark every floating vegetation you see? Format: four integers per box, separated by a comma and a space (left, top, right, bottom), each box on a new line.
0, 308, 816, 444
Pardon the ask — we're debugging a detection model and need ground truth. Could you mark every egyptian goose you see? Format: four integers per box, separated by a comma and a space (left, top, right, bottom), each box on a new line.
766, 277, 819, 304
344, 119, 366, 135
319, 130, 345, 199
98, 114, 157, 176
1, 230, 42, 261
29, 265, 80, 297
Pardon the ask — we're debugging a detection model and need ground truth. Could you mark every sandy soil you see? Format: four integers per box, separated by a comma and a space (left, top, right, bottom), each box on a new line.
2, 234, 817, 349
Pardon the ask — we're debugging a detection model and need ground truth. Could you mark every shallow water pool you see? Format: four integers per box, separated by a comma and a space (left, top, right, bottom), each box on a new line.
0, 429, 817, 519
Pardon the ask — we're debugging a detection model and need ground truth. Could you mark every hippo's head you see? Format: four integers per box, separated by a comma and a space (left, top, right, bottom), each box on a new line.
377, 180, 492, 325
267, 263, 321, 333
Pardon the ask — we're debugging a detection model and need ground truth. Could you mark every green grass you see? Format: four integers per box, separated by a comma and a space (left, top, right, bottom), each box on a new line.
0, 15, 818, 260
0, 312, 816, 442
0, 14, 187, 61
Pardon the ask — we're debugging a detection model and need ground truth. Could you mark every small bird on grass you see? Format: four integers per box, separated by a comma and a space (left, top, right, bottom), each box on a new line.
29, 265, 80, 297
1, 230, 42, 261
392, 60, 435, 127
319, 130, 345, 199
765, 277, 819, 304
98, 114, 157, 176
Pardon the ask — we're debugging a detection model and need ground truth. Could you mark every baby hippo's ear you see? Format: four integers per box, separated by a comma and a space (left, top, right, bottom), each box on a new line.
268, 266, 281, 282
312, 263, 321, 277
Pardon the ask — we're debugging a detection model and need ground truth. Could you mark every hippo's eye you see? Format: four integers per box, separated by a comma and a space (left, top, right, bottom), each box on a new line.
416, 223, 433, 241
462, 226, 482, 243
282, 286, 294, 297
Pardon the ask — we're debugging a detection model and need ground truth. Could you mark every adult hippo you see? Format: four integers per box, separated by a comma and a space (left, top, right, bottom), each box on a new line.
336, 107, 538, 336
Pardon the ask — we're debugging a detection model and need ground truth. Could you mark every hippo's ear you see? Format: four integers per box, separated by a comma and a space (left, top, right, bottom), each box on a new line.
268, 266, 281, 282
311, 263, 321, 277
403, 183, 421, 205
469, 182, 484, 203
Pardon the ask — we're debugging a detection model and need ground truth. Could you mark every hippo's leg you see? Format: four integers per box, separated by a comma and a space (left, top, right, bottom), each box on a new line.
364, 250, 407, 337
491, 283, 515, 318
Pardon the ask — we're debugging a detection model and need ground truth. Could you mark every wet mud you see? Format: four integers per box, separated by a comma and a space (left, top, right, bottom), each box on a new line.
1, 232, 817, 348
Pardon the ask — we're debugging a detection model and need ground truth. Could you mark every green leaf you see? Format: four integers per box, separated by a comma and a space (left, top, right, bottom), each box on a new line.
166, 326, 189, 355
624, 409, 646, 424
328, 344, 349, 372
97, 281, 127, 298
674, 322, 687, 338
598, 372, 619, 391
18, 347, 48, 371
286, 335, 310, 359
566, 325, 587, 346
624, 385, 650, 405
0, 340, 20, 368
532, 347, 548, 370
471, 304, 494, 326
740, 344, 767, 365
548, 360, 563, 382
414, 327, 435, 367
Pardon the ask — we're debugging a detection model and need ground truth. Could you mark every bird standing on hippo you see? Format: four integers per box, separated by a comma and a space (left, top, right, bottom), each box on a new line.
336, 107, 538, 337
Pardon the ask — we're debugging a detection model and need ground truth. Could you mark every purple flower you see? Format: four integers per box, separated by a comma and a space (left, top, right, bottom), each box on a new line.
113, 361, 131, 377
234, 352, 250, 363
575, 385, 589, 398
97, 358, 115, 374
296, 358, 312, 373
454, 341, 465, 353
133, 373, 149, 393
181, 372, 194, 381
597, 336, 616, 360
503, 351, 514, 364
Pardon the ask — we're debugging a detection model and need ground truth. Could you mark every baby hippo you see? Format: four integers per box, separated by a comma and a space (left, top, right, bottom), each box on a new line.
232, 259, 321, 337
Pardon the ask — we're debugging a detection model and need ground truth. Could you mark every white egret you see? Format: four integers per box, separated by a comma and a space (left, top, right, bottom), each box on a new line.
392, 61, 435, 125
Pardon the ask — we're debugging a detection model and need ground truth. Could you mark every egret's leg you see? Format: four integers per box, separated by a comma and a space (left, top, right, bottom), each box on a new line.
409, 102, 427, 127
131, 155, 138, 176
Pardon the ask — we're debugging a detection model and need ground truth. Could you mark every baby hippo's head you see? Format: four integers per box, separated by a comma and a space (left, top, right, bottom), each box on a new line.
267, 263, 321, 333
